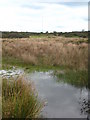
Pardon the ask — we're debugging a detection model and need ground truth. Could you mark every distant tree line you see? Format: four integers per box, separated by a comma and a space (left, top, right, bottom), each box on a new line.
1, 32, 37, 38
53, 31, 88, 38
1, 31, 88, 38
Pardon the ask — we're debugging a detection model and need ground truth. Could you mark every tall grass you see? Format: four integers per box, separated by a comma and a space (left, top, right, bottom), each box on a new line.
2, 76, 44, 118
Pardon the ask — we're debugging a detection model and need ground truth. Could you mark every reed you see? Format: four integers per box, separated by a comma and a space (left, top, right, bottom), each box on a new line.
2, 37, 88, 70
2, 76, 44, 118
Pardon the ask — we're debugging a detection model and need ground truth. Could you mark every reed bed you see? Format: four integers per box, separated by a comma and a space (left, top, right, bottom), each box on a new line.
2, 37, 88, 70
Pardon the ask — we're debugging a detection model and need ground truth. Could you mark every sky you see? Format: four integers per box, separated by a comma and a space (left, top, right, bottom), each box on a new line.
0, 0, 89, 32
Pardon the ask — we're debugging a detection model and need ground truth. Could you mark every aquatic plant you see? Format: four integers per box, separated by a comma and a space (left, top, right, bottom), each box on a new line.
55, 69, 88, 88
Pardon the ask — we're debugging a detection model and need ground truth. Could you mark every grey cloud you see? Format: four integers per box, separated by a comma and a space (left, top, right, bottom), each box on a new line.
57, 2, 88, 7
38, 1, 88, 8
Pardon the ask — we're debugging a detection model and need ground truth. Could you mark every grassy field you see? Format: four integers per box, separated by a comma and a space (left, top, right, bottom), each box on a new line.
2, 37, 88, 70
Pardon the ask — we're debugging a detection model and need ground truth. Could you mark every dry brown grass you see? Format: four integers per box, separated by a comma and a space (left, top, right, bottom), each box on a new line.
2, 37, 88, 70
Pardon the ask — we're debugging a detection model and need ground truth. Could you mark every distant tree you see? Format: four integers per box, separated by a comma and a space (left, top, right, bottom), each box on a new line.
53, 31, 57, 36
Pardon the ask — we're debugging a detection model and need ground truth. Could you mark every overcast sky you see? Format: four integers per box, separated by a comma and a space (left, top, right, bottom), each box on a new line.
0, 0, 89, 32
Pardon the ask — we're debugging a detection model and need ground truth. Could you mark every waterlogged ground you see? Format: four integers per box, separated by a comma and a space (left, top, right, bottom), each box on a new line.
0, 68, 89, 118
0, 68, 24, 79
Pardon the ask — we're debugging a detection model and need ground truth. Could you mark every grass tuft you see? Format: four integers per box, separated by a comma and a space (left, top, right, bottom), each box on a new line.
2, 76, 44, 118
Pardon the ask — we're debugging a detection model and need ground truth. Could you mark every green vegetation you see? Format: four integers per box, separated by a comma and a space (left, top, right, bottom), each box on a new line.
2, 77, 44, 118
2, 56, 88, 88
1, 31, 88, 38
29, 34, 54, 38
59, 31, 88, 38
2, 56, 65, 72
55, 69, 88, 88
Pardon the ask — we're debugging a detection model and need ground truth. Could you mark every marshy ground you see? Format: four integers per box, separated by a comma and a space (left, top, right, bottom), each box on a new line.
1, 36, 88, 118
2, 36, 88, 70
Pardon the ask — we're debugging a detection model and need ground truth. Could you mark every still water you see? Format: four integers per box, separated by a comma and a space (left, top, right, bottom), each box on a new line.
0, 69, 89, 118
28, 71, 88, 118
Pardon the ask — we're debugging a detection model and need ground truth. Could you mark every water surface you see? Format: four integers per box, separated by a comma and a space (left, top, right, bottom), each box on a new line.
1, 69, 88, 118
28, 71, 88, 118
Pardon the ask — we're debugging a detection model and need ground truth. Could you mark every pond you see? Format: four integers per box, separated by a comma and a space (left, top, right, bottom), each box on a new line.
28, 71, 88, 118
0, 68, 89, 118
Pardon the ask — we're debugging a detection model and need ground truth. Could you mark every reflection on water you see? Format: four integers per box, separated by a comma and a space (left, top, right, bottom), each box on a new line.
0, 69, 89, 118
28, 71, 88, 118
